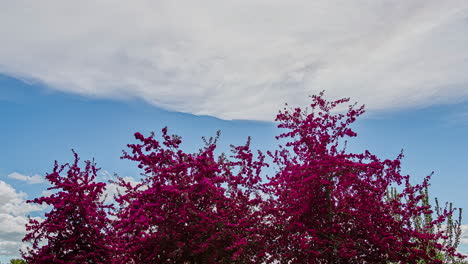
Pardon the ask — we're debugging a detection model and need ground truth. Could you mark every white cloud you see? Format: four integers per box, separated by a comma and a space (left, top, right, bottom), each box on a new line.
0, 181, 44, 258
1, 1, 468, 120
461, 224, 468, 245
7, 172, 45, 185
103, 176, 140, 204
97, 170, 141, 204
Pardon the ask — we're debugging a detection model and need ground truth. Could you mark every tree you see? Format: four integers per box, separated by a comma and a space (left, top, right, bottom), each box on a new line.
22, 92, 465, 263
9, 259, 26, 264
112, 130, 268, 263
263, 92, 464, 263
387, 184, 464, 263
22, 152, 113, 264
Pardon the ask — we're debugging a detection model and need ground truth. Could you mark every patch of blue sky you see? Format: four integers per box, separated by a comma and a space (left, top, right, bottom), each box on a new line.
2, 74, 467, 215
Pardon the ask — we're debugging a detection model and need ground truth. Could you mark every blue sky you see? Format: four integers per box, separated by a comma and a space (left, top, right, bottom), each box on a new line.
1, 0, 468, 261
2, 74, 468, 260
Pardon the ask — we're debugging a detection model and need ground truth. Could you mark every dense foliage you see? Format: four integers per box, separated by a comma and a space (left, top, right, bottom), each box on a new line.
22, 93, 465, 263
112, 130, 267, 263
22, 152, 113, 264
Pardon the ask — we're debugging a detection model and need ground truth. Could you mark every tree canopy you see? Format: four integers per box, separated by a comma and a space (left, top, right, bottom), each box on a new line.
22, 93, 465, 263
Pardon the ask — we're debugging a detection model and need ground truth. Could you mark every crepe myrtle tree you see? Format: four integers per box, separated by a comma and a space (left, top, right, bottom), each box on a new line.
22, 152, 113, 264
263, 92, 464, 263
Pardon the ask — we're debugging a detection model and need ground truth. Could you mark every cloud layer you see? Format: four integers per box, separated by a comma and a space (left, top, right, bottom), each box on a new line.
0, 181, 43, 257
461, 225, 468, 245
1, 0, 468, 120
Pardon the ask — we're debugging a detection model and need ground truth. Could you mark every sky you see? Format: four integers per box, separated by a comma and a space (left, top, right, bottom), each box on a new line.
1, 0, 468, 261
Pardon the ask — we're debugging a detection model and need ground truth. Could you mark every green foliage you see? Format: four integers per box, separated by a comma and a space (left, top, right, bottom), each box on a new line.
434, 197, 464, 263
386, 183, 465, 263
9, 259, 27, 264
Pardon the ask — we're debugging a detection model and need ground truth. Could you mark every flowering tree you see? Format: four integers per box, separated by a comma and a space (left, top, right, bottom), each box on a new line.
22, 152, 113, 264
264, 92, 463, 263
112, 130, 268, 263
22, 93, 465, 263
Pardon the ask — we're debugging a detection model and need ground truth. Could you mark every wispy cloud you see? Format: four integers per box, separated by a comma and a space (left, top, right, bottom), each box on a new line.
1, 1, 468, 120
7, 172, 45, 185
